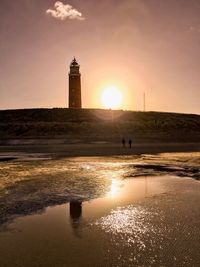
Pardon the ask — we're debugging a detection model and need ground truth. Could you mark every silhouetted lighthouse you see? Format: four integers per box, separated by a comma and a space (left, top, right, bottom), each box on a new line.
68, 58, 82, 108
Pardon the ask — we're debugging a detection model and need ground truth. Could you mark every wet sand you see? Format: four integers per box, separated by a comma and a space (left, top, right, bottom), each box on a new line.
0, 175, 199, 267
0, 141, 200, 159
0, 153, 199, 266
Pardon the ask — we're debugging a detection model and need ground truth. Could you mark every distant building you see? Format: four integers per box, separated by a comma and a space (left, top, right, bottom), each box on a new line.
68, 57, 82, 108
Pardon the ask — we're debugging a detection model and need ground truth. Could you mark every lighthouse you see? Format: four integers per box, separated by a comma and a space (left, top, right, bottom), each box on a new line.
68, 58, 82, 108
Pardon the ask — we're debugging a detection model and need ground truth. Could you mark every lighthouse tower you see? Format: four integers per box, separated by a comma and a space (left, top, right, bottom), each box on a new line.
68, 58, 82, 108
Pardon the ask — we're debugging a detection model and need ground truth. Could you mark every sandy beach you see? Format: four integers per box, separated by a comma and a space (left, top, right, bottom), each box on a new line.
0, 141, 200, 159
1, 0, 200, 265
0, 151, 199, 266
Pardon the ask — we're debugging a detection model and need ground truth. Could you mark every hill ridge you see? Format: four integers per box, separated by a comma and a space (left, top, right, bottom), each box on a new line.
0, 108, 200, 142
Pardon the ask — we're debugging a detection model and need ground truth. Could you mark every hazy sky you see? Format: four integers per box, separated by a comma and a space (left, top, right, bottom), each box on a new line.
0, 0, 200, 114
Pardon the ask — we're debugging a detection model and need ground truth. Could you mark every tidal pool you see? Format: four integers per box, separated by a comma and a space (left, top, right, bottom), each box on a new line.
0, 153, 199, 267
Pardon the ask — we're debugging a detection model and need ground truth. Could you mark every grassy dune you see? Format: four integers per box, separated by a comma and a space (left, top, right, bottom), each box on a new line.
0, 108, 200, 143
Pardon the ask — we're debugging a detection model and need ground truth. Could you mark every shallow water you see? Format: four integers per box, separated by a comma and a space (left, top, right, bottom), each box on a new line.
0, 153, 200, 266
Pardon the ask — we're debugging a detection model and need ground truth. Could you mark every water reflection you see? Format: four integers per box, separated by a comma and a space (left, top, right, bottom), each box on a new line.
70, 201, 82, 219
107, 179, 121, 198
94, 205, 157, 250
69, 201, 83, 238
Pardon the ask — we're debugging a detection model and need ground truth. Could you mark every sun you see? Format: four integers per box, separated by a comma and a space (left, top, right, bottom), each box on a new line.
101, 86, 122, 109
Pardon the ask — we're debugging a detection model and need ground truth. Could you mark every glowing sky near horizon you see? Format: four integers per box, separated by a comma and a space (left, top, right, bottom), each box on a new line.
0, 0, 200, 114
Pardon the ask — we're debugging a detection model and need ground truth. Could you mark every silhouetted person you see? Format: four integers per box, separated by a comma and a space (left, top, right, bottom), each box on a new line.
129, 139, 132, 148
122, 138, 126, 147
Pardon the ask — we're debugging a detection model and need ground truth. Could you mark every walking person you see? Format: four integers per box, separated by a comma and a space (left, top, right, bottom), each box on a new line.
122, 138, 126, 148
129, 139, 132, 149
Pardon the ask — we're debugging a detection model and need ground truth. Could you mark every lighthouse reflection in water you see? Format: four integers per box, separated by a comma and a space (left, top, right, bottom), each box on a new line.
69, 201, 83, 237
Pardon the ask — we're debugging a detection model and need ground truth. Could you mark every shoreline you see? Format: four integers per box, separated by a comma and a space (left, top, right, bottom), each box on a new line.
0, 142, 200, 159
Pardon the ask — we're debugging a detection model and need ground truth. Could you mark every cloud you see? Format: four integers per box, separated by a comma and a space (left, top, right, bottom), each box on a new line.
46, 1, 85, 21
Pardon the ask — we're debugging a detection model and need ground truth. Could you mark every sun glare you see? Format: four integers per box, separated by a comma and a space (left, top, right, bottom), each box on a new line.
101, 86, 122, 109
108, 179, 120, 198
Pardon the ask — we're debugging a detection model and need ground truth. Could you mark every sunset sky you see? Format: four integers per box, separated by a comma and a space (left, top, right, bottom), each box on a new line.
0, 0, 200, 114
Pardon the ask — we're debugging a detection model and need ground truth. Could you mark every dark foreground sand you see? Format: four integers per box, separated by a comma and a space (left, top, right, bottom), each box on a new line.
0, 174, 199, 267
0, 147, 199, 267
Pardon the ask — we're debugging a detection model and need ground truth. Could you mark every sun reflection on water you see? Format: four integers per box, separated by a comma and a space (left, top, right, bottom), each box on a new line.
94, 205, 161, 250
107, 179, 120, 198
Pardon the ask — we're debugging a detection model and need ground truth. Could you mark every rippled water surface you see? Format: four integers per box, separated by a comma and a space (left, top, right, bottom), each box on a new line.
0, 153, 199, 266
